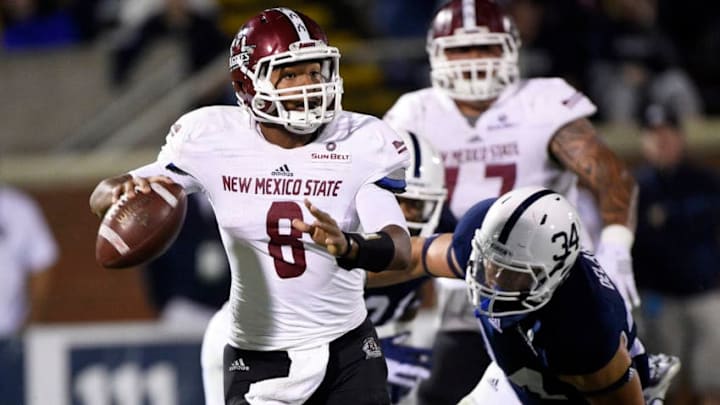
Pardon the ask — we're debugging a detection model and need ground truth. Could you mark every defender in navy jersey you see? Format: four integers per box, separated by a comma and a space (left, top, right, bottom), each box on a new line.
371, 187, 680, 404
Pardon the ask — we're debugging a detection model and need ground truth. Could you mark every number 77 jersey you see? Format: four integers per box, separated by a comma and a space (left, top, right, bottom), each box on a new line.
384, 77, 597, 219
141, 106, 409, 351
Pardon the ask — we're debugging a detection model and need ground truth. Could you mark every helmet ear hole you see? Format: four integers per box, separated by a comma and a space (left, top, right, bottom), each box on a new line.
232, 81, 243, 93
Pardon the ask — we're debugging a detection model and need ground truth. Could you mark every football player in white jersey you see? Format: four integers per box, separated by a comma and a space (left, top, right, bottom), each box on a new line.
382, 0, 640, 403
200, 130, 447, 405
90, 8, 412, 405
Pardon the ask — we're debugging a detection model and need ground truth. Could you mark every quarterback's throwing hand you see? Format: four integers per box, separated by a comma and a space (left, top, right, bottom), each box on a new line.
292, 199, 349, 257
112, 175, 175, 203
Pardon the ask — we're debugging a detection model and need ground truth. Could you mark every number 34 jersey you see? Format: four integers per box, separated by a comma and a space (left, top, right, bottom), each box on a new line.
452, 200, 646, 403
143, 106, 409, 351
384, 78, 596, 219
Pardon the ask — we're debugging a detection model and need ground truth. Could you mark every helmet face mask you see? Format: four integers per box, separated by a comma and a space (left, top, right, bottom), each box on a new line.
467, 233, 555, 317
251, 50, 343, 134
398, 195, 443, 236
466, 187, 582, 318
427, 0, 520, 101
229, 8, 344, 134
482, 252, 542, 293
395, 131, 447, 237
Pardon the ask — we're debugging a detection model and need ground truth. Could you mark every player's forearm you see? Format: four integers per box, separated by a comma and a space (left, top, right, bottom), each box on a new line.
561, 337, 643, 405
550, 118, 637, 228
382, 224, 411, 270
366, 233, 461, 285
89, 174, 132, 217
586, 374, 644, 405
365, 236, 426, 287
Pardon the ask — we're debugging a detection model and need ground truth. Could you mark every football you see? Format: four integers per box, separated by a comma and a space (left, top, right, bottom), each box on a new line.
95, 182, 187, 269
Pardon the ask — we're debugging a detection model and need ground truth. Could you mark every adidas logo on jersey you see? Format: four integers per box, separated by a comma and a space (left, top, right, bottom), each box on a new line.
228, 358, 250, 372
271, 164, 293, 177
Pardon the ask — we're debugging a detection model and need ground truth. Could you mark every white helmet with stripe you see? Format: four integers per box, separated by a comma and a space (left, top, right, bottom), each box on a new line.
466, 187, 582, 317
397, 130, 447, 237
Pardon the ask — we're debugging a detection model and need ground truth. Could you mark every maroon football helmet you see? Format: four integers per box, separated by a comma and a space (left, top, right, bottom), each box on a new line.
426, 0, 520, 101
229, 8, 343, 134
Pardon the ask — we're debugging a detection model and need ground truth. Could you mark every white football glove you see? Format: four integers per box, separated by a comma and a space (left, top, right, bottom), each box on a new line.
643, 353, 682, 405
595, 225, 641, 309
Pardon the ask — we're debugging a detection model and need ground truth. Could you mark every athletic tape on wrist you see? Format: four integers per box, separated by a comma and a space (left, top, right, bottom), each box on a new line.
336, 231, 395, 272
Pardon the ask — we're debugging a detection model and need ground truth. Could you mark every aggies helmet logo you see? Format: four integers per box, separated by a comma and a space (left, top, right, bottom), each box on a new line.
229, 32, 256, 72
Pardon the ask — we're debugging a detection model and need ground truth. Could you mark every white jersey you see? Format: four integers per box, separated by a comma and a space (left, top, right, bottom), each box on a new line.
385, 78, 596, 216
134, 106, 409, 350
384, 78, 596, 331
0, 186, 58, 335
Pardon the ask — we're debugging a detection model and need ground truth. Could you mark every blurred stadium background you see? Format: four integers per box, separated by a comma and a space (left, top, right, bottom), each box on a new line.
1, 0, 719, 404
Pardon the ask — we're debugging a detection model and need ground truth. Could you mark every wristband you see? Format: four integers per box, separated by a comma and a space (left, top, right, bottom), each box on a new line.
600, 224, 634, 249
339, 232, 353, 258
336, 231, 395, 272
421, 234, 440, 276
580, 366, 636, 397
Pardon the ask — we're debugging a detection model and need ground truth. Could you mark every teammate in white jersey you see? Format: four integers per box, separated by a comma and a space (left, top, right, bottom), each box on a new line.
382, 0, 640, 403
90, 8, 412, 405
0, 185, 58, 337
